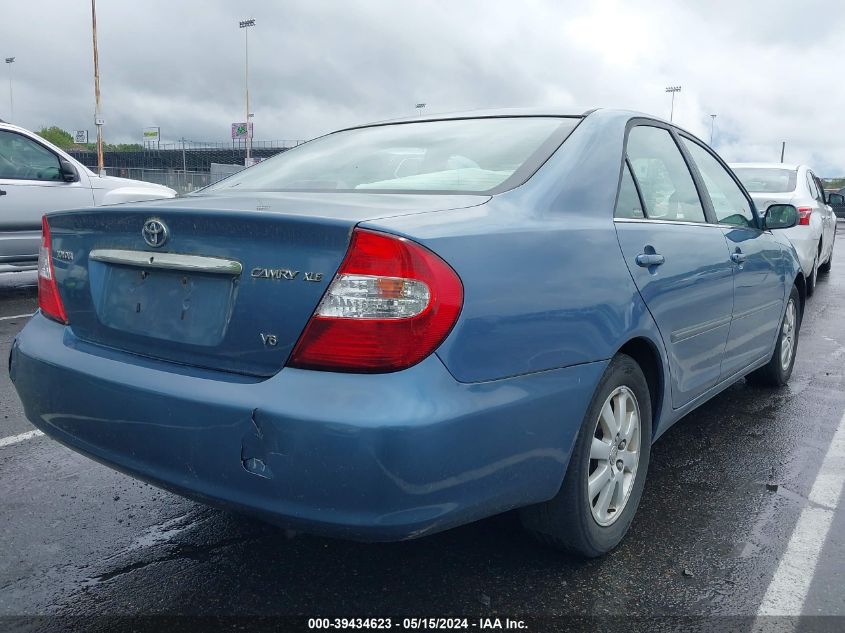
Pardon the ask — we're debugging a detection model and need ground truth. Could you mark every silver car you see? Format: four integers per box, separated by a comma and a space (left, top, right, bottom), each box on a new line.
731, 163, 836, 295
0, 121, 175, 273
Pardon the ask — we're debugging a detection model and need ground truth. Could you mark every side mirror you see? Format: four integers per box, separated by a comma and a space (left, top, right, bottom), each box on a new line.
827, 193, 845, 206
59, 159, 79, 183
763, 204, 798, 230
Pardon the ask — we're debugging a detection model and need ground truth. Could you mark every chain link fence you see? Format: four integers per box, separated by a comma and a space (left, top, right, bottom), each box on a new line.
98, 168, 213, 194
67, 140, 307, 194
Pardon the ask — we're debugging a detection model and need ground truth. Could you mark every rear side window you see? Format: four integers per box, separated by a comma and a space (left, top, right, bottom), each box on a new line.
615, 162, 645, 219
806, 172, 818, 199
807, 172, 824, 203
681, 139, 755, 228
626, 126, 706, 223
814, 176, 827, 202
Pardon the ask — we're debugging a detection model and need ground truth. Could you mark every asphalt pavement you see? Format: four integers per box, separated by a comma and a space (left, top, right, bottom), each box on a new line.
1, 226, 844, 632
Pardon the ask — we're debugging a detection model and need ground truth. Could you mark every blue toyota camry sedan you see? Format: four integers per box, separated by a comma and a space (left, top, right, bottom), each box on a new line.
10, 109, 805, 557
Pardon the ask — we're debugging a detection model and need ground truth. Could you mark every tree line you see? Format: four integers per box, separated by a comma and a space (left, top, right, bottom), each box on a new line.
36, 126, 143, 152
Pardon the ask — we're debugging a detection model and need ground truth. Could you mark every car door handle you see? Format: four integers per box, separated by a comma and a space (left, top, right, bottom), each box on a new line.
635, 253, 665, 267
0, 189, 6, 196
731, 252, 747, 264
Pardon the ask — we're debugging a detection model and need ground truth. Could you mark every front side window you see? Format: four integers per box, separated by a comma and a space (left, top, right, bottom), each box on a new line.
203, 117, 580, 195
626, 126, 706, 223
682, 139, 755, 227
0, 131, 62, 181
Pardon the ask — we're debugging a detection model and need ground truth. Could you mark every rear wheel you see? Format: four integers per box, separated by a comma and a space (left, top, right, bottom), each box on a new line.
806, 249, 818, 296
819, 235, 833, 274
747, 285, 800, 387
520, 354, 652, 558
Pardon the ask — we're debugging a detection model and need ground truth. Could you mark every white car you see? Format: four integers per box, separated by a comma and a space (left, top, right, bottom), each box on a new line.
731, 162, 836, 295
0, 121, 176, 273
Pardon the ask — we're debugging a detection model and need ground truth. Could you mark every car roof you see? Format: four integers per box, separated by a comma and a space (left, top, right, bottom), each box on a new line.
0, 121, 42, 135
730, 162, 804, 171
335, 107, 662, 132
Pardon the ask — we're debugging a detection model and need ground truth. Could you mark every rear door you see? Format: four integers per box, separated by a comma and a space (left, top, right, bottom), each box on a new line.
810, 172, 835, 262
679, 136, 786, 376
614, 123, 734, 408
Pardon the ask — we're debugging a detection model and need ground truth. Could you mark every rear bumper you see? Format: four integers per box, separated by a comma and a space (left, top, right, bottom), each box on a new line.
10, 314, 604, 541
787, 232, 819, 276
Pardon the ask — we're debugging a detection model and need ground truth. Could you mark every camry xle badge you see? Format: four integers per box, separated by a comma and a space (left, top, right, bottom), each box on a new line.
142, 219, 168, 248
252, 267, 299, 280
251, 268, 326, 282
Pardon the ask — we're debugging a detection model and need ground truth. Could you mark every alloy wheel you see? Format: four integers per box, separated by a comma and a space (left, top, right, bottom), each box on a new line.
780, 298, 797, 371
587, 386, 641, 526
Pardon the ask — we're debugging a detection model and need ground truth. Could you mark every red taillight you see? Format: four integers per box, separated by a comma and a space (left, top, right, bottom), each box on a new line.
288, 228, 463, 373
797, 207, 813, 226
38, 216, 69, 324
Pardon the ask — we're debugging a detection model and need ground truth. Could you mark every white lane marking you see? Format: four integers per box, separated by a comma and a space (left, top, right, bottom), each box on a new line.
0, 313, 34, 321
756, 409, 845, 617
0, 429, 45, 448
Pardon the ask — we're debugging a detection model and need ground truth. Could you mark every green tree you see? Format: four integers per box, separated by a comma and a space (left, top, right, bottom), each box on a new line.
36, 126, 75, 149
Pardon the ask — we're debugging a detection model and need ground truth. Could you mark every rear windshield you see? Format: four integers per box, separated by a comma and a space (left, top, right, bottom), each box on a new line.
732, 167, 798, 193
202, 117, 580, 195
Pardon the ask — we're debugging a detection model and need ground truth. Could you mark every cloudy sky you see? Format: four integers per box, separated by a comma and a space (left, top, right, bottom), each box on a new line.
2, 0, 844, 174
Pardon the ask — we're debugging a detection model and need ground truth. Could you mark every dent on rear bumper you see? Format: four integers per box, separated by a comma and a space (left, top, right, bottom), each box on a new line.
10, 314, 605, 541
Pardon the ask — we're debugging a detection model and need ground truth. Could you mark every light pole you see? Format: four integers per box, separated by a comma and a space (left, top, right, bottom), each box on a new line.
709, 114, 717, 145
415, 103, 426, 117
91, 0, 104, 175
239, 18, 255, 166
4, 57, 13, 121
665, 86, 681, 122
180, 137, 187, 191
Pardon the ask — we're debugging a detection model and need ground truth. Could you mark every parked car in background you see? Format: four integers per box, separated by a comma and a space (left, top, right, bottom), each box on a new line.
11, 109, 806, 558
731, 163, 835, 294
0, 120, 176, 273
831, 187, 845, 220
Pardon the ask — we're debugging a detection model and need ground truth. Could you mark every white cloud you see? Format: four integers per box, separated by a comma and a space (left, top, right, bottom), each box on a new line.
2, 0, 843, 174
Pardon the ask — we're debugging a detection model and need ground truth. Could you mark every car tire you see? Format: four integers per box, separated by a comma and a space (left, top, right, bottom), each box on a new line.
746, 285, 801, 387
819, 236, 833, 274
806, 252, 818, 296
520, 353, 652, 558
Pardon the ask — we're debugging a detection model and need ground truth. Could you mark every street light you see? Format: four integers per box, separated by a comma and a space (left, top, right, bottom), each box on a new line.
665, 85, 681, 122
415, 103, 426, 116
239, 18, 256, 166
4, 57, 14, 121
709, 114, 717, 145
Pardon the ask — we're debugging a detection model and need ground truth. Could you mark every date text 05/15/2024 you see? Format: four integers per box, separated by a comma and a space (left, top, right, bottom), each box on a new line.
307, 618, 528, 630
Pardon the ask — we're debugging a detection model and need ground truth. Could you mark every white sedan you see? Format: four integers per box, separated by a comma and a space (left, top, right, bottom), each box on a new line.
0, 121, 175, 273
732, 162, 836, 295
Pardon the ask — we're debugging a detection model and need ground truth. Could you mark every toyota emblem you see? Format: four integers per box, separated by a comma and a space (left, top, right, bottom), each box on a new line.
142, 218, 168, 248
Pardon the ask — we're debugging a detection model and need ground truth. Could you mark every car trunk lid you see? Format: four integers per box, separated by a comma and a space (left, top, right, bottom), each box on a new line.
47, 192, 487, 376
